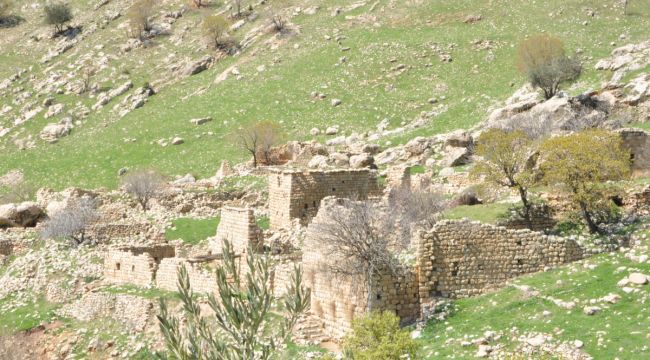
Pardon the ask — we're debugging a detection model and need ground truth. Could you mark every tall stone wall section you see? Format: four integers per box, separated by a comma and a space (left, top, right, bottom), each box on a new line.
270, 254, 302, 297
268, 169, 379, 229
213, 207, 262, 254
104, 245, 175, 286
417, 220, 583, 299
619, 128, 650, 175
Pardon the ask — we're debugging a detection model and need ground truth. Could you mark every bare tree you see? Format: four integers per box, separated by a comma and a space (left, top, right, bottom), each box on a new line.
127, 0, 154, 39
388, 187, 447, 245
235, 121, 283, 167
232, 0, 243, 17
40, 197, 98, 246
310, 198, 402, 311
122, 169, 164, 211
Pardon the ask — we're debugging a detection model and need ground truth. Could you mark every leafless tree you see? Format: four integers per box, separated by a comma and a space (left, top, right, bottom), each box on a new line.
388, 187, 447, 246
310, 198, 402, 311
40, 197, 98, 246
235, 121, 283, 167
122, 169, 164, 211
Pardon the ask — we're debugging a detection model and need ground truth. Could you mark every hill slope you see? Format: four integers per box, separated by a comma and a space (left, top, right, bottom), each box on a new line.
1, 0, 649, 190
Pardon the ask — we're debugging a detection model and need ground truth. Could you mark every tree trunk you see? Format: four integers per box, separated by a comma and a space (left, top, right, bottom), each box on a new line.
518, 186, 533, 229
580, 202, 602, 234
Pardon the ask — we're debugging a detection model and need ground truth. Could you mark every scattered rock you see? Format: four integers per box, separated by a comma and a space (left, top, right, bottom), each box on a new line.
171, 137, 184, 145
331, 99, 342, 107
583, 306, 601, 315
190, 117, 212, 125
628, 272, 649, 285
349, 153, 374, 168
182, 56, 214, 77
325, 126, 339, 135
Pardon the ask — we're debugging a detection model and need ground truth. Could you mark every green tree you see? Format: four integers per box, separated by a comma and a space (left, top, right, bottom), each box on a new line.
343, 311, 419, 360
202, 14, 229, 49
157, 240, 310, 359
471, 129, 538, 227
44, 2, 72, 33
539, 130, 630, 234
517, 34, 581, 100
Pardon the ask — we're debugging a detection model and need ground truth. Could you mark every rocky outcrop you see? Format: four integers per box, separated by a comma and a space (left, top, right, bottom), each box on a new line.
40, 118, 73, 143
0, 202, 46, 228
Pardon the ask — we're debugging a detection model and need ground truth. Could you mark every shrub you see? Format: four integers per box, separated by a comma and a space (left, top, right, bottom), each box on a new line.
40, 197, 98, 246
121, 169, 164, 211
517, 34, 581, 99
44, 2, 73, 33
202, 14, 229, 49
270, 13, 287, 33
342, 311, 419, 360
540, 130, 630, 234
127, 0, 154, 39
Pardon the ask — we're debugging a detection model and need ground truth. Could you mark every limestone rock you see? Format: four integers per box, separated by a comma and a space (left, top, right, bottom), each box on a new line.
310, 128, 320, 136
40, 118, 72, 143
440, 146, 471, 167
0, 202, 46, 228
628, 272, 649, 285
182, 56, 214, 77
349, 153, 374, 168
216, 160, 234, 178
308, 155, 329, 169
329, 152, 349, 167
171, 137, 184, 145
325, 126, 339, 135
190, 117, 212, 125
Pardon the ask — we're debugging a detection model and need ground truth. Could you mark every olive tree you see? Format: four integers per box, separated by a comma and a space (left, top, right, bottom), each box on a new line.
122, 169, 164, 211
157, 240, 310, 359
540, 130, 630, 234
44, 2, 73, 33
517, 34, 581, 99
235, 120, 283, 167
471, 129, 538, 227
40, 197, 98, 246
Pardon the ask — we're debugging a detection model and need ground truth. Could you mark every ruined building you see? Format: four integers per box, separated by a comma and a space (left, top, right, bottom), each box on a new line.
268, 168, 380, 229
619, 128, 650, 176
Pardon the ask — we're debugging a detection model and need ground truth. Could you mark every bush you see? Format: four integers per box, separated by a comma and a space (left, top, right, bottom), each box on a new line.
517, 34, 581, 99
342, 311, 419, 360
202, 14, 229, 49
44, 2, 73, 33
127, 0, 154, 39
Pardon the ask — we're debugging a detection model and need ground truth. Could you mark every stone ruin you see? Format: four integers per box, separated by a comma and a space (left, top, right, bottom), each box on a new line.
301, 198, 584, 338
212, 206, 262, 254
618, 128, 650, 176
103, 245, 176, 287
268, 168, 380, 229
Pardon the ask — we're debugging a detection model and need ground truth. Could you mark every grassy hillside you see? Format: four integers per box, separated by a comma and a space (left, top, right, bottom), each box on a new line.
419, 225, 650, 359
1, 0, 649, 190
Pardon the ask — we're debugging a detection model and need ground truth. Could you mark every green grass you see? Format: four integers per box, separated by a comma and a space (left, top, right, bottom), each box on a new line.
256, 216, 270, 230
100, 284, 179, 301
443, 202, 511, 224
165, 217, 220, 245
419, 250, 650, 359
1, 0, 649, 190
0, 296, 59, 334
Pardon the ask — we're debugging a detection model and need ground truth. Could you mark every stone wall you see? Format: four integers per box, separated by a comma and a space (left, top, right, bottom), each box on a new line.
386, 166, 411, 190
103, 245, 175, 286
270, 254, 302, 297
0, 239, 13, 256
156, 257, 225, 294
89, 222, 163, 243
619, 128, 650, 175
417, 220, 583, 299
268, 168, 380, 229
213, 207, 262, 254
624, 185, 650, 216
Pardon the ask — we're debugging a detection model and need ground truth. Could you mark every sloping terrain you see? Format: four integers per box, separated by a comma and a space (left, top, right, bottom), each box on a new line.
1, 0, 649, 189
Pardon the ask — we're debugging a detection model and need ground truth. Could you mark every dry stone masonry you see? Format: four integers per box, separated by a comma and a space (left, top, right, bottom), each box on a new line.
103, 245, 175, 286
618, 128, 650, 176
213, 207, 262, 254
268, 168, 380, 229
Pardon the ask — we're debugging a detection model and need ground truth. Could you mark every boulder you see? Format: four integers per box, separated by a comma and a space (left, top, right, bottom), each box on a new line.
310, 128, 320, 136
182, 56, 214, 77
404, 137, 431, 156
190, 117, 212, 125
628, 273, 649, 285
444, 130, 473, 148
0, 202, 46, 228
349, 153, 374, 168
440, 146, 471, 167
329, 152, 349, 167
173, 174, 196, 185
361, 143, 380, 155
171, 137, 184, 145
308, 155, 329, 169
40, 118, 72, 143
325, 126, 339, 135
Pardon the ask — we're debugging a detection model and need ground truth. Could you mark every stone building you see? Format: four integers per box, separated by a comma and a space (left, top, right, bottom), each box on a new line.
302, 199, 584, 339
618, 128, 650, 175
212, 207, 262, 254
268, 168, 380, 229
104, 245, 176, 286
